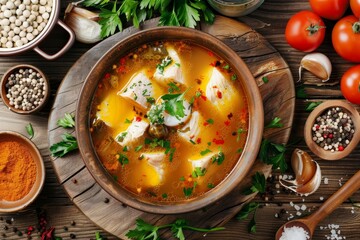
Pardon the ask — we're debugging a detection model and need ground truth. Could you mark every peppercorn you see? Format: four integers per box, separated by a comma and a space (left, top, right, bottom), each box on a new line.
104, 197, 110, 203
5, 219, 11, 225
63, 226, 68, 231
70, 233, 76, 239
70, 220, 76, 226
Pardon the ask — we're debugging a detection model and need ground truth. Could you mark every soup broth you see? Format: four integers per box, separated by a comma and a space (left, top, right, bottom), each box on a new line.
90, 41, 249, 202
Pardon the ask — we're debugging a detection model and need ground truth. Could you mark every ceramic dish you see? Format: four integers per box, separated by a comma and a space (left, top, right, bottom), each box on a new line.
0, 64, 50, 114
0, 131, 45, 212
76, 27, 264, 214
304, 100, 360, 160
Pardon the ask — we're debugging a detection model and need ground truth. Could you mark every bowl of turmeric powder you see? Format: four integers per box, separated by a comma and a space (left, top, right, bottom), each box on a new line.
0, 131, 45, 212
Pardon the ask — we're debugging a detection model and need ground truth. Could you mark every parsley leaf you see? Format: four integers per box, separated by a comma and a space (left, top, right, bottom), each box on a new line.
25, 123, 34, 139
262, 76, 269, 83
50, 133, 78, 157
126, 218, 224, 240
99, 2, 122, 38
177, 0, 200, 28
236, 202, 259, 220
83, 0, 110, 7
148, 104, 165, 124
95, 231, 105, 240
200, 148, 212, 156
206, 118, 214, 124
212, 151, 225, 165
248, 216, 257, 233
265, 117, 284, 129
183, 187, 194, 197
157, 56, 172, 75
168, 82, 180, 93
243, 172, 266, 194
305, 101, 323, 112
259, 139, 287, 173
191, 167, 206, 178
57, 113, 75, 128
117, 153, 129, 165
161, 91, 187, 120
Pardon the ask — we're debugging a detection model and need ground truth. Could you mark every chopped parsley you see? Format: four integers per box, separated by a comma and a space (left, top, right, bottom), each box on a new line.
200, 148, 212, 156
191, 167, 207, 178
123, 146, 129, 152
161, 91, 188, 120
135, 145, 143, 152
162, 193, 168, 199
206, 118, 214, 124
116, 132, 128, 142
207, 183, 215, 189
212, 152, 225, 165
168, 82, 181, 93
124, 118, 132, 124
156, 56, 172, 75
183, 187, 194, 197
223, 64, 230, 70
262, 76, 269, 83
146, 97, 156, 105
231, 74, 237, 81
190, 139, 196, 145
237, 148, 243, 153
147, 104, 165, 124
236, 128, 247, 142
117, 153, 129, 166
175, 63, 180, 67
179, 176, 185, 181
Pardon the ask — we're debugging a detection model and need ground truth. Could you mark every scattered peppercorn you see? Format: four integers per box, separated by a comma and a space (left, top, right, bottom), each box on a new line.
17, 230, 23, 236
12, 226, 17, 232
70, 220, 76, 226
72, 178, 77, 184
104, 197, 110, 203
4, 67, 47, 111
312, 107, 354, 152
5, 219, 11, 225
63, 226, 68, 231
2, 225, 8, 230
70, 233, 76, 239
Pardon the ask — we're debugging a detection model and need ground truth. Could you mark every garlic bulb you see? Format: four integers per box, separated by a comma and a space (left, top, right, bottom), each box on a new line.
299, 53, 332, 82
64, 4, 102, 44
280, 148, 321, 195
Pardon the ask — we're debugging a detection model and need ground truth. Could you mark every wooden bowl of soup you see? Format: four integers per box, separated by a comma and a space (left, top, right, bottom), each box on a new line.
76, 27, 264, 214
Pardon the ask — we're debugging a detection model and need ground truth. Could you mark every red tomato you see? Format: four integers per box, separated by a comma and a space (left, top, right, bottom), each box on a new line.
309, 0, 349, 20
332, 15, 360, 62
350, 0, 360, 17
341, 65, 360, 104
285, 11, 326, 52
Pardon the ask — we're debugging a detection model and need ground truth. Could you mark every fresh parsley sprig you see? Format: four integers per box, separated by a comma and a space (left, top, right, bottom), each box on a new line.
243, 172, 266, 195
83, 0, 215, 38
126, 218, 224, 240
236, 202, 259, 233
57, 113, 75, 128
259, 139, 287, 173
26, 123, 34, 139
50, 133, 79, 157
305, 101, 323, 112
265, 117, 284, 129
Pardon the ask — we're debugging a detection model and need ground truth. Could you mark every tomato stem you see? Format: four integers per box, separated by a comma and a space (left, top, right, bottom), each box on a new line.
306, 24, 324, 35
353, 22, 360, 34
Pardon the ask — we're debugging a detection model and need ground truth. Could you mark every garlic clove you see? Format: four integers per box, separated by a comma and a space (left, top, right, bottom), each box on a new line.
295, 161, 322, 195
299, 53, 332, 82
64, 4, 102, 44
291, 148, 316, 185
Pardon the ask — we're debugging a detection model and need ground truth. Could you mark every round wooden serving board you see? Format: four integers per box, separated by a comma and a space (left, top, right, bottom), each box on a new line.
48, 16, 295, 239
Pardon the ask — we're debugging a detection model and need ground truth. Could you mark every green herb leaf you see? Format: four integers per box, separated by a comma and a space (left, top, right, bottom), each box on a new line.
83, 0, 110, 7
236, 202, 259, 220
231, 74, 237, 81
95, 231, 105, 240
207, 183, 215, 188
237, 128, 247, 142
212, 151, 225, 165
259, 139, 288, 173
125, 118, 132, 124
99, 2, 122, 38
262, 76, 269, 83
57, 113, 75, 128
168, 82, 180, 93
305, 101, 323, 112
50, 133, 78, 157
250, 172, 266, 193
206, 118, 214, 124
248, 216, 257, 233
135, 145, 143, 152
179, 176, 185, 181
25, 123, 34, 139
296, 84, 307, 98
191, 167, 206, 178
200, 148, 212, 156
222, 64, 230, 70
157, 56, 172, 75
265, 117, 284, 129
161, 91, 187, 120
162, 193, 168, 199
146, 97, 156, 105
183, 187, 193, 197
117, 153, 129, 166
147, 104, 165, 124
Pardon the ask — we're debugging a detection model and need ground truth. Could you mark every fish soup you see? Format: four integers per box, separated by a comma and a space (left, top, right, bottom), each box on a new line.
90, 41, 249, 202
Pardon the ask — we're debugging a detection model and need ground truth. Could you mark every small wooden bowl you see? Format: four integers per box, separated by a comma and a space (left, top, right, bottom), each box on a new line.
0, 64, 50, 114
0, 131, 45, 212
304, 100, 360, 160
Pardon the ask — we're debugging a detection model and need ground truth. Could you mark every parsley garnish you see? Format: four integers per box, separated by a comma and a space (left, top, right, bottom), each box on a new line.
125, 118, 132, 124
57, 113, 75, 128
98, 2, 122, 38
236, 202, 259, 234
183, 187, 194, 197
296, 84, 307, 98
95, 231, 105, 240
259, 139, 287, 173
262, 76, 269, 83
161, 91, 188, 120
179, 176, 185, 181
157, 56, 172, 74
125, 218, 224, 240
50, 133, 78, 157
146, 97, 155, 105
162, 193, 168, 199
200, 148, 212, 156
147, 104, 165, 124
190, 139, 196, 145
191, 167, 206, 178
25, 123, 34, 139
116, 132, 128, 142
231, 74, 237, 81
243, 172, 266, 195
135, 145, 143, 152
265, 117, 284, 129
222, 64, 230, 70
207, 183, 215, 189
236, 128, 247, 142
168, 82, 180, 93
206, 118, 214, 124
305, 101, 323, 112
212, 151, 225, 165
237, 148, 243, 153
117, 153, 129, 165
123, 146, 129, 152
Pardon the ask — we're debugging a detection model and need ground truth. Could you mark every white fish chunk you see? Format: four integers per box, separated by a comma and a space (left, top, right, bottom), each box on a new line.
163, 99, 191, 127
205, 68, 236, 107
153, 47, 184, 85
118, 71, 153, 109
115, 118, 149, 147
142, 152, 166, 182
178, 111, 202, 142
188, 152, 217, 170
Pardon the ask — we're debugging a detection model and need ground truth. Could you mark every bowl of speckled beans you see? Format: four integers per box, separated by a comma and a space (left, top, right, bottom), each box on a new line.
0, 64, 49, 114
304, 100, 360, 160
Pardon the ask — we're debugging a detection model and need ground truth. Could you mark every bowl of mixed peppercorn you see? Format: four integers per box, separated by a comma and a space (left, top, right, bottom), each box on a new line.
0, 64, 49, 114
304, 100, 360, 160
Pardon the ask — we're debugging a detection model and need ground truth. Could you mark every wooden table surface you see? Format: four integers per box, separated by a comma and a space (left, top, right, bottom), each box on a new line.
1, 0, 360, 239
